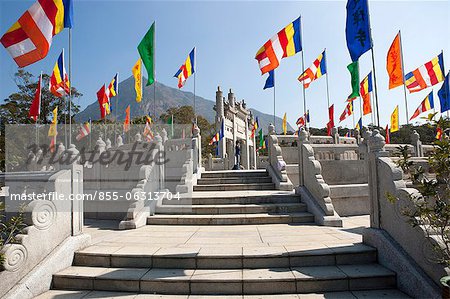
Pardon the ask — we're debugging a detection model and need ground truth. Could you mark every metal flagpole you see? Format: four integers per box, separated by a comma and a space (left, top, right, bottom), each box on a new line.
441, 50, 449, 119
68, 30, 73, 145
193, 47, 197, 124
89, 119, 92, 149
324, 49, 331, 111
300, 15, 308, 130
153, 21, 156, 121
115, 72, 119, 144
357, 63, 363, 127
398, 30, 410, 124
273, 82, 276, 130
366, 0, 380, 128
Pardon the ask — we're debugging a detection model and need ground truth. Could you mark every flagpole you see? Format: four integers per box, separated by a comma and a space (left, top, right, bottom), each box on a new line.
194, 47, 197, 124
300, 15, 308, 130
324, 48, 331, 111
442, 50, 449, 119
366, 0, 380, 128
153, 21, 156, 122
115, 72, 119, 144
89, 119, 92, 149
68, 30, 73, 145
398, 30, 410, 125
273, 82, 276, 130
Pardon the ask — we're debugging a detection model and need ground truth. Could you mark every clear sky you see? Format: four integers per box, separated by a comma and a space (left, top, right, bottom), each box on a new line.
1, 0, 449, 129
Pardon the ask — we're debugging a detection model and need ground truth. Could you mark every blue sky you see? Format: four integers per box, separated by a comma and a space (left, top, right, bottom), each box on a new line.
1, 0, 449, 129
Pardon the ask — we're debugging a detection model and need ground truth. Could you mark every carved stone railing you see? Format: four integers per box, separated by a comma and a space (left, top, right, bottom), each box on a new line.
363, 129, 443, 298
0, 159, 87, 298
266, 125, 293, 191
311, 144, 359, 161
296, 128, 342, 227
206, 154, 229, 171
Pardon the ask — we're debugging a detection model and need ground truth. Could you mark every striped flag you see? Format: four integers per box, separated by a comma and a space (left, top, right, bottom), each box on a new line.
29, 74, 42, 122
339, 101, 353, 122
355, 117, 363, 131
174, 48, 195, 89
360, 72, 373, 115
410, 91, 434, 121
49, 50, 70, 97
0, 0, 73, 67
76, 122, 91, 141
209, 133, 220, 145
296, 116, 305, 127
108, 73, 119, 97
405, 53, 445, 93
143, 120, 154, 142
255, 17, 302, 75
298, 50, 327, 88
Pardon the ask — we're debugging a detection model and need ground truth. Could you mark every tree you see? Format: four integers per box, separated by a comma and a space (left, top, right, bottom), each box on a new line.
0, 70, 82, 125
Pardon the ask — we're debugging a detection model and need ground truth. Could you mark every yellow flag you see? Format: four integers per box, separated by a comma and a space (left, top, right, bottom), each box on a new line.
48, 107, 58, 137
132, 59, 142, 103
390, 105, 399, 133
282, 113, 287, 135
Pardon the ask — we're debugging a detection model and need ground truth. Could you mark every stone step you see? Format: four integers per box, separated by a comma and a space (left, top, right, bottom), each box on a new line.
73, 244, 377, 269
157, 203, 307, 215
201, 170, 268, 179
197, 177, 273, 185
165, 193, 302, 205
36, 289, 411, 298
194, 183, 276, 192
52, 264, 396, 295
146, 212, 315, 225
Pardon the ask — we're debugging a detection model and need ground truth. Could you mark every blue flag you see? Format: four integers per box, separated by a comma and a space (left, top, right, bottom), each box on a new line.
345, 0, 372, 62
438, 71, 450, 113
219, 119, 225, 139
263, 70, 275, 89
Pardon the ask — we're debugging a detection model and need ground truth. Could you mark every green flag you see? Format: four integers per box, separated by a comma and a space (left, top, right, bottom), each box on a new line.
138, 22, 155, 86
258, 129, 264, 148
347, 61, 360, 99
167, 114, 173, 138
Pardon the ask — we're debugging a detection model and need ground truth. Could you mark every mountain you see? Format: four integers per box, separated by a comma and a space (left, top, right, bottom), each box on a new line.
75, 76, 294, 133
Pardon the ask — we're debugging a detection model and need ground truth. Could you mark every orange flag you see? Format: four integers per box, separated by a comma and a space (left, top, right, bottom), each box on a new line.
123, 105, 130, 133
386, 32, 404, 89
362, 94, 372, 115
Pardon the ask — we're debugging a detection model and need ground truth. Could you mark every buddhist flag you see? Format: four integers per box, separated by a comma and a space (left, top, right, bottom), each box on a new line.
123, 105, 130, 133
76, 122, 91, 141
347, 61, 360, 99
138, 22, 155, 86
410, 91, 434, 121
132, 59, 142, 103
385, 125, 391, 144
346, 0, 372, 62
174, 47, 195, 89
390, 105, 399, 133
282, 112, 287, 135
0, 0, 73, 67
360, 72, 373, 115
48, 106, 58, 153
298, 50, 327, 89
97, 85, 110, 119
263, 70, 275, 89
49, 50, 70, 97
355, 117, 363, 130
405, 52, 445, 93
28, 73, 42, 122
438, 71, 450, 113
387, 32, 404, 89
339, 101, 353, 122
108, 73, 119, 97
209, 133, 220, 145
255, 17, 302, 75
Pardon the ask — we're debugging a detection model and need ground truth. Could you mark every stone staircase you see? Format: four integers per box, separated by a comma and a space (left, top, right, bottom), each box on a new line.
147, 170, 315, 225
38, 170, 410, 298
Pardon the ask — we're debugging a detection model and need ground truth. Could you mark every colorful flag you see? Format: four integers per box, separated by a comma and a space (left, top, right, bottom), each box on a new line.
0, 0, 73, 67
345, 131, 351, 138
438, 71, 450, 113
390, 105, 399, 133
339, 101, 353, 122
209, 133, 220, 145
355, 117, 363, 131
143, 121, 154, 142
146, 115, 152, 124
346, 0, 372, 62
123, 105, 130, 133
97, 85, 110, 119
436, 127, 443, 140
347, 61, 360, 99
263, 70, 275, 89
296, 116, 305, 127
405, 52, 445, 93
108, 73, 119, 97
250, 117, 259, 138
410, 91, 434, 121
132, 59, 142, 103
327, 104, 334, 136
385, 125, 390, 144
298, 50, 327, 88
386, 32, 404, 89
49, 50, 70, 97
255, 17, 302, 75
360, 72, 373, 115
48, 106, 58, 153
174, 47, 195, 89
76, 122, 91, 141
29, 74, 42, 122
138, 22, 155, 86
258, 129, 265, 149
282, 112, 287, 135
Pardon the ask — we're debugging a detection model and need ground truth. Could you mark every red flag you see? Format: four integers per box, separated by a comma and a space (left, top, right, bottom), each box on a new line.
339, 102, 353, 122
28, 74, 42, 122
123, 105, 130, 133
97, 85, 108, 119
385, 125, 390, 144
436, 127, 443, 140
327, 104, 334, 136
387, 32, 404, 89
